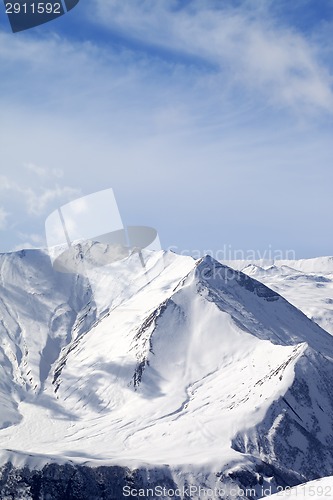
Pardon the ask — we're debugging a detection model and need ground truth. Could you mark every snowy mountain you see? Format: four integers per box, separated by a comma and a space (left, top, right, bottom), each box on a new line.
228, 258, 333, 335
1, 246, 333, 499
267, 475, 333, 499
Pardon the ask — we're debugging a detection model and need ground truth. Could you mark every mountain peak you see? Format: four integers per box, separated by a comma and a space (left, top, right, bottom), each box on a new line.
195, 253, 280, 301
1, 249, 333, 497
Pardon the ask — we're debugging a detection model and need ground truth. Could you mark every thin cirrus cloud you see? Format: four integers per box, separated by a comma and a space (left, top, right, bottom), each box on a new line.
0, 207, 9, 230
0, 174, 80, 217
24, 162, 64, 179
11, 232, 46, 251
0, 1, 332, 256
91, 0, 333, 115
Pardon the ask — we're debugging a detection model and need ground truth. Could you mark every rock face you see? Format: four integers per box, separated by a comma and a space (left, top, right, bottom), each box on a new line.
1, 247, 333, 499
232, 346, 333, 482
0, 463, 179, 500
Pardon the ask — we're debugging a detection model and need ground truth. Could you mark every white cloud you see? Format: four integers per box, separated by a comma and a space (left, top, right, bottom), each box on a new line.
0, 4, 332, 257
1, 2, 332, 121
24, 162, 64, 179
91, 0, 333, 114
0, 175, 13, 191
0, 174, 80, 216
24, 162, 47, 177
0, 207, 9, 230
11, 242, 38, 251
18, 232, 45, 245
26, 185, 80, 215
12, 232, 46, 251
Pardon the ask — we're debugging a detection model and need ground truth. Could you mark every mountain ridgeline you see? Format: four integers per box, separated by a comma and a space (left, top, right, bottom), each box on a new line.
1, 244, 333, 499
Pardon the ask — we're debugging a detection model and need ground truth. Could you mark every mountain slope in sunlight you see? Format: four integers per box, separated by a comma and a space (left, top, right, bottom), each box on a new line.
1, 247, 333, 499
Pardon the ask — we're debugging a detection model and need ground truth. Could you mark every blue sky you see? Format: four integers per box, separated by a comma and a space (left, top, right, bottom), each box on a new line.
0, 0, 332, 259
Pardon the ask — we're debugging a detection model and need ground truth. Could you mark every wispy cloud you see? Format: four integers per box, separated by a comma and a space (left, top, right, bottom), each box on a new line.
92, 0, 333, 114
0, 2, 332, 257
11, 232, 46, 251
0, 174, 80, 216
24, 162, 64, 179
26, 186, 80, 215
24, 162, 47, 177
0, 207, 9, 230
18, 232, 45, 245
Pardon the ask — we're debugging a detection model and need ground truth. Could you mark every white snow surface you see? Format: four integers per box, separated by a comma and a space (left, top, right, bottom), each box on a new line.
266, 475, 333, 498
224, 257, 333, 335
1, 246, 333, 490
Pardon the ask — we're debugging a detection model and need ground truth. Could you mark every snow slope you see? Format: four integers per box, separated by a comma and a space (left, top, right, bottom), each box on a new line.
228, 258, 333, 335
223, 256, 333, 274
1, 246, 333, 497
267, 475, 333, 498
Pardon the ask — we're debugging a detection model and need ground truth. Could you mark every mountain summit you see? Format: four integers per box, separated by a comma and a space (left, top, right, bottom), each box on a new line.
1, 247, 333, 498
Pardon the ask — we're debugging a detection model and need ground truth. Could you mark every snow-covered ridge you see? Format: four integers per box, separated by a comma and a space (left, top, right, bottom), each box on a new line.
267, 476, 333, 499
1, 246, 333, 497
223, 255, 333, 274
227, 256, 333, 336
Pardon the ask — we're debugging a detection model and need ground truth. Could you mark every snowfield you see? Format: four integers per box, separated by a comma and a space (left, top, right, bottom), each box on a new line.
266, 475, 333, 498
1, 245, 333, 498
224, 256, 333, 335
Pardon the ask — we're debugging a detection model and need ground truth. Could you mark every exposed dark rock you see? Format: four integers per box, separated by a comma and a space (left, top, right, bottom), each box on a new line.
0, 463, 179, 500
